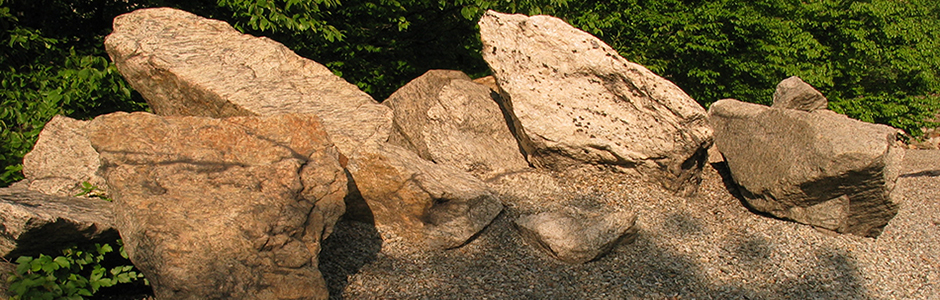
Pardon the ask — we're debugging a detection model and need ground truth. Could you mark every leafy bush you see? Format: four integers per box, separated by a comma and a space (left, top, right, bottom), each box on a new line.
559, 0, 940, 136
0, 0, 147, 186
6, 241, 148, 300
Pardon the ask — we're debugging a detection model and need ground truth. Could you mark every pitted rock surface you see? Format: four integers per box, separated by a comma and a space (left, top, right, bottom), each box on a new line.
479, 11, 712, 195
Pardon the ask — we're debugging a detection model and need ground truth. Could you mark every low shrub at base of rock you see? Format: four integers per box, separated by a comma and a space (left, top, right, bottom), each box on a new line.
6, 241, 148, 300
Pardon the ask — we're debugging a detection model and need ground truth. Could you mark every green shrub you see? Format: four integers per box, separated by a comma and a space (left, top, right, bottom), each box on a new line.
0, 0, 148, 186
559, 0, 940, 136
6, 241, 148, 300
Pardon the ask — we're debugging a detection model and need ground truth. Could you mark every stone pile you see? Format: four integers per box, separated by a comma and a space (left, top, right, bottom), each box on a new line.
104, 7, 503, 251
0, 8, 909, 300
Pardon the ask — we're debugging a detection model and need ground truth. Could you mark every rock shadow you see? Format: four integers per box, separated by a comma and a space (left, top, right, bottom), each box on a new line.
900, 170, 940, 178
710, 161, 743, 201
664, 212, 705, 236
772, 248, 874, 300
319, 219, 382, 300
329, 212, 876, 299
320, 170, 383, 299
710, 161, 779, 220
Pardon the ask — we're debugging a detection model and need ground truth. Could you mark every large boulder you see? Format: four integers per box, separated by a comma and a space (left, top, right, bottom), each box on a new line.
88, 112, 347, 300
478, 11, 713, 195
708, 99, 903, 237
344, 143, 503, 249
104, 7, 392, 153
0, 187, 118, 258
384, 70, 529, 179
21, 115, 105, 197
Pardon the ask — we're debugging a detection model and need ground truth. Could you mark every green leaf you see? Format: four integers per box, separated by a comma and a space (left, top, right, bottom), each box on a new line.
53, 256, 70, 269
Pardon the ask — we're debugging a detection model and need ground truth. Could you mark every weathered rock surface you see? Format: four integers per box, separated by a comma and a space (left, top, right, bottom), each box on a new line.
345, 143, 503, 249
106, 8, 502, 250
88, 112, 347, 300
0, 187, 118, 258
514, 208, 637, 264
772, 76, 828, 112
708, 99, 903, 237
479, 11, 712, 195
22, 115, 105, 196
105, 7, 392, 154
384, 70, 529, 179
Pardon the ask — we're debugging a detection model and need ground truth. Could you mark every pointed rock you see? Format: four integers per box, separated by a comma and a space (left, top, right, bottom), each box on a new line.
478, 11, 712, 195
772, 76, 828, 112
105, 7, 392, 154
345, 143, 503, 249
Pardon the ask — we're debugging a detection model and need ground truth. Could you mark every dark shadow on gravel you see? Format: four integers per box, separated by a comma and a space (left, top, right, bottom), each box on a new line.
320, 219, 382, 300
710, 162, 778, 220
665, 212, 705, 235
710, 161, 743, 200
900, 170, 940, 178
320, 170, 384, 299
326, 210, 877, 299
773, 249, 874, 300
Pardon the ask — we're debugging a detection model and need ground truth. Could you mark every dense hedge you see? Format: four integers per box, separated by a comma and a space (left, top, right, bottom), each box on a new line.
2, 0, 938, 186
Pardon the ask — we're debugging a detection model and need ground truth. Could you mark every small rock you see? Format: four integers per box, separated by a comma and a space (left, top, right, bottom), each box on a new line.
514, 208, 637, 264
771, 76, 828, 112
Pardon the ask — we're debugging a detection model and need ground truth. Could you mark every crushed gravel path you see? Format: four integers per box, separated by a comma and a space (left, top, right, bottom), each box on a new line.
320, 149, 940, 300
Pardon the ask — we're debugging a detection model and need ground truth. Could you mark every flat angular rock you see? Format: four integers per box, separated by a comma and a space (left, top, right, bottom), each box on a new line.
478, 11, 713, 195
708, 99, 903, 237
0, 187, 118, 258
88, 112, 347, 300
345, 143, 503, 249
384, 70, 529, 179
514, 208, 637, 264
22, 115, 105, 197
772, 76, 828, 112
105, 7, 392, 154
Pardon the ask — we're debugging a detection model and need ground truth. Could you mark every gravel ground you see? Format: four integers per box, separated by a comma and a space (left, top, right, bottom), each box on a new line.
320, 149, 940, 300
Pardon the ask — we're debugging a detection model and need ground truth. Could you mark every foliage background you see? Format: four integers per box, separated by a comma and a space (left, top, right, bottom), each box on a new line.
2, 0, 939, 186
